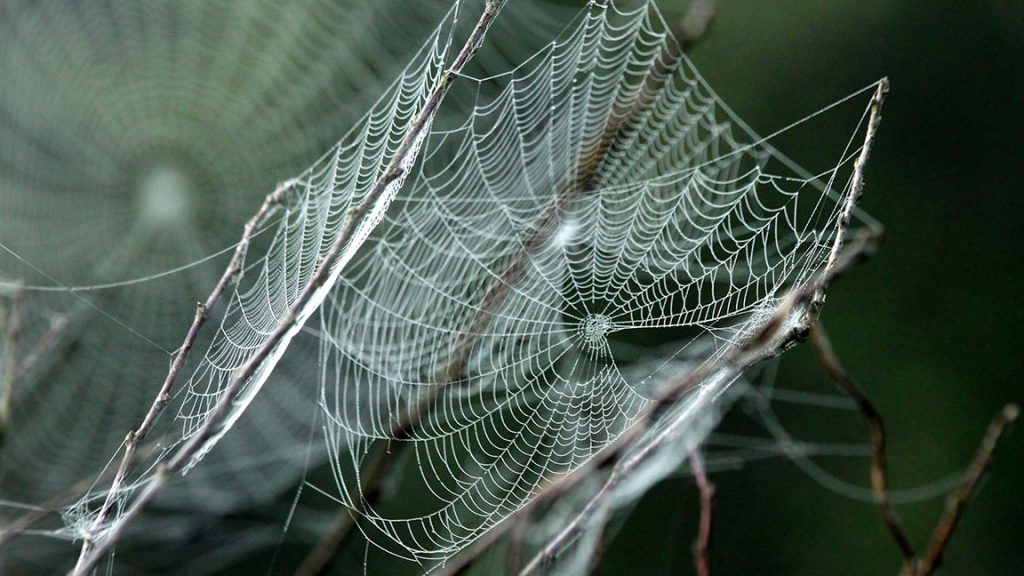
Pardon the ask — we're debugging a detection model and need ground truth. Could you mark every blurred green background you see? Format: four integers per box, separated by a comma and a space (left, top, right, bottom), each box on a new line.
596, 1, 1023, 575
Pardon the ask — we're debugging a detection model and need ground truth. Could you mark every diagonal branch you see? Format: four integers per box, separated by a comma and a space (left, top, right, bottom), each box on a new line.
70, 2, 508, 574
0, 288, 69, 450
809, 322, 915, 560
689, 450, 714, 576
911, 403, 1018, 576
0, 287, 23, 447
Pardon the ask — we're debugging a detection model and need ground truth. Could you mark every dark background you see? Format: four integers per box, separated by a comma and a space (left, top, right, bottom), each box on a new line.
596, 1, 1023, 575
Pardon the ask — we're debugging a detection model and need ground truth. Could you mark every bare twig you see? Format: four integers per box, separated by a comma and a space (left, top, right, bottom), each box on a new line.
13, 315, 69, 382
813, 78, 888, 311
809, 322, 915, 560
70, 3, 508, 574
0, 288, 64, 449
689, 450, 714, 576
0, 287, 23, 444
505, 510, 532, 576
810, 323, 1018, 576
906, 403, 1018, 576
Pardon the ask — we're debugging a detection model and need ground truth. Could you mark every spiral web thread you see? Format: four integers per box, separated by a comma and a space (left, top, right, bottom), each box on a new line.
311, 0, 875, 566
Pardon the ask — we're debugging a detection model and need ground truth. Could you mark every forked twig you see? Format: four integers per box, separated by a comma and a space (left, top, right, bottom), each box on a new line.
70, 3, 508, 574
809, 323, 1019, 576
911, 403, 1018, 576
809, 322, 915, 559
689, 450, 714, 576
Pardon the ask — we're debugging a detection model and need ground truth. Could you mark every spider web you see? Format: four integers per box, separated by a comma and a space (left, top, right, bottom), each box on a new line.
0, 0, 881, 572
310, 0, 876, 567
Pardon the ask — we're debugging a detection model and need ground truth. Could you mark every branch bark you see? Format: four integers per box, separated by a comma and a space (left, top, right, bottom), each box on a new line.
689, 450, 714, 576
0, 289, 68, 450
911, 403, 1018, 576
809, 322, 915, 560
0, 287, 22, 447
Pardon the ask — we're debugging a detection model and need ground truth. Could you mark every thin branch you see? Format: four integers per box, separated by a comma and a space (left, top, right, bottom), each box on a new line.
71, 177, 297, 571
0, 287, 64, 450
70, 3, 508, 574
0, 286, 23, 446
809, 322, 915, 560
908, 403, 1018, 576
505, 509, 532, 576
813, 78, 888, 311
13, 314, 69, 383
689, 450, 714, 576
810, 323, 1018, 576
